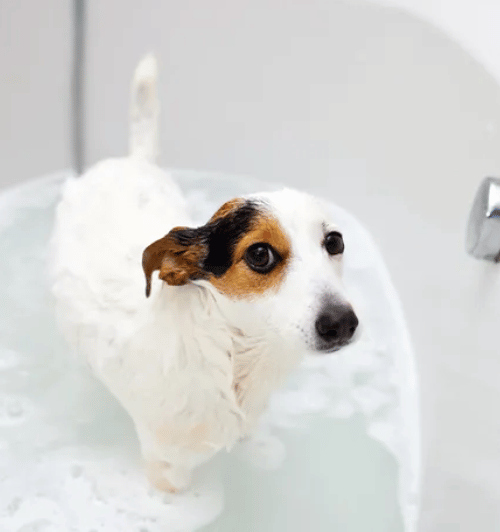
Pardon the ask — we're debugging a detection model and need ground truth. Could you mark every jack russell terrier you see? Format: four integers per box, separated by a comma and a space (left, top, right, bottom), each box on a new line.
51, 54, 359, 493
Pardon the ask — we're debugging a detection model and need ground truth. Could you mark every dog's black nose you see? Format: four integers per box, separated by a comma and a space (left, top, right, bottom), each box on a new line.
315, 305, 359, 350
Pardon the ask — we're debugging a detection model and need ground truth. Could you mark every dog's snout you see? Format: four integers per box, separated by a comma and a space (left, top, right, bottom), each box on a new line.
315, 305, 358, 350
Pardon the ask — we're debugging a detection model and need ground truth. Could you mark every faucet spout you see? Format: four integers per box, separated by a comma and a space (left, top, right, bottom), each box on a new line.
466, 177, 500, 261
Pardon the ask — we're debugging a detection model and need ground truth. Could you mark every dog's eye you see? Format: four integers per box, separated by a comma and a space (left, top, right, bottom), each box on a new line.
324, 231, 344, 255
244, 243, 279, 273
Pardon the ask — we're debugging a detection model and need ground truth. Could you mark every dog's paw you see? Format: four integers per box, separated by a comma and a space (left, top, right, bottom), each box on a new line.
145, 460, 192, 494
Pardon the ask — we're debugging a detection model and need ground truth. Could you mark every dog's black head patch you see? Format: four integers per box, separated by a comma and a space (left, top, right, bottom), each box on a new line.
142, 199, 260, 296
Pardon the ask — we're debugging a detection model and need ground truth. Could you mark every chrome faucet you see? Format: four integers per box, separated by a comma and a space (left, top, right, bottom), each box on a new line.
466, 177, 500, 261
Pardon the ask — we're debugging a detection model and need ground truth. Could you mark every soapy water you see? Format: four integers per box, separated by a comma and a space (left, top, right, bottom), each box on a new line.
0, 171, 419, 532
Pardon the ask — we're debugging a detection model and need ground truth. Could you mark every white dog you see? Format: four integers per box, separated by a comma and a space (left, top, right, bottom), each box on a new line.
51, 55, 359, 493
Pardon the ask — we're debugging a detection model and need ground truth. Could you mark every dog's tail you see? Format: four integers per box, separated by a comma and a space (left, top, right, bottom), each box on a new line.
129, 53, 159, 162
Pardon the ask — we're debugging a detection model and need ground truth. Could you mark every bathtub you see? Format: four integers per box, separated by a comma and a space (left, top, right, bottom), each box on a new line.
0, 169, 418, 531
82, 2, 500, 526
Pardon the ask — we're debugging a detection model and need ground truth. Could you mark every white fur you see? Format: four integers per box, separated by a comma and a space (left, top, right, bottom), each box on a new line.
50, 55, 356, 492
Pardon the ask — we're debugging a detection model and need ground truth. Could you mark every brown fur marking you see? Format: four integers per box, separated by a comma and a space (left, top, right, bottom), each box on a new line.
209, 214, 291, 298
208, 198, 244, 222
142, 229, 206, 296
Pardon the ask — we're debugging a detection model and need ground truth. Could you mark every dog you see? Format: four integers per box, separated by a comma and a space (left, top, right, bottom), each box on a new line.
50, 54, 359, 493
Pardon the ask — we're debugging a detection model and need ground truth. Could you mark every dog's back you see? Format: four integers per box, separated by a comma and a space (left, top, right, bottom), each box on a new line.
51, 55, 190, 363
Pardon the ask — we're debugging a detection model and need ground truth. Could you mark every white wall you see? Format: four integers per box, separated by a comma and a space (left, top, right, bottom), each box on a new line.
369, 0, 500, 88
84, 2, 500, 530
0, 0, 71, 189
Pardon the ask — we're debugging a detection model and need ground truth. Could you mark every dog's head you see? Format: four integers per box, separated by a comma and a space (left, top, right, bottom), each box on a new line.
143, 189, 359, 353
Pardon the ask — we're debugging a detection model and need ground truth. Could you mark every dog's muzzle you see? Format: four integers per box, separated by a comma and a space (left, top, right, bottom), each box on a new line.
314, 304, 359, 352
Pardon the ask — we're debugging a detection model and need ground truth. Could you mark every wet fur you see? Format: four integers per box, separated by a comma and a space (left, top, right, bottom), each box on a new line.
50, 55, 357, 492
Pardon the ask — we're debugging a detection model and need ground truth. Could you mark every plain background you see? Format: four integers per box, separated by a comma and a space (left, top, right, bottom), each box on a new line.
0, 0, 71, 188
3, 1, 500, 530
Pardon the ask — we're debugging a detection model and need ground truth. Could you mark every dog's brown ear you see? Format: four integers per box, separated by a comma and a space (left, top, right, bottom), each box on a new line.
142, 199, 261, 297
142, 227, 207, 297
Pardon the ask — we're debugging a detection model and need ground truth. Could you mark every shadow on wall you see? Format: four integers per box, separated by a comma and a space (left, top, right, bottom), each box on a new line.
0, 0, 71, 188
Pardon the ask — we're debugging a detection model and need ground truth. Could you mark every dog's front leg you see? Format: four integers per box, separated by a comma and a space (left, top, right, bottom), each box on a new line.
144, 459, 192, 493
134, 419, 218, 493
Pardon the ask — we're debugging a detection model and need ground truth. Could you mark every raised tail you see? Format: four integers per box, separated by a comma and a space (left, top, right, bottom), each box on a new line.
129, 53, 159, 162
